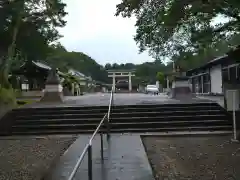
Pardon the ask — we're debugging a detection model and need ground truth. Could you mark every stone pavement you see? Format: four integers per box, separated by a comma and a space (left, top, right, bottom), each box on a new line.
45, 134, 154, 180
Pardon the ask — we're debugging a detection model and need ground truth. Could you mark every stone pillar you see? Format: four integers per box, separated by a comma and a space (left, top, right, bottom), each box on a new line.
170, 76, 194, 99
112, 73, 116, 92
40, 68, 63, 103
129, 73, 132, 92
201, 75, 204, 94
167, 77, 169, 89
71, 83, 75, 95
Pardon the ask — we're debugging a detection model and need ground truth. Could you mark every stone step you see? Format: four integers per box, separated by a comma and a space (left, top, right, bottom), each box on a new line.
112, 105, 221, 112
0, 102, 231, 136
14, 114, 228, 125
12, 120, 231, 130
6, 125, 233, 135
108, 114, 227, 122
14, 109, 225, 120
11, 105, 223, 117
11, 102, 220, 114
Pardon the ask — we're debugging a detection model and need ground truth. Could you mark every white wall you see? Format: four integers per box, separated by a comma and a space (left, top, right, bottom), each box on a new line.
210, 65, 222, 94
172, 80, 190, 88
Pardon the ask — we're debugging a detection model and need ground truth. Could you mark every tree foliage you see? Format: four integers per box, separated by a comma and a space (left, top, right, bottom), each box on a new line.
0, 0, 67, 88
46, 47, 109, 83
116, 0, 240, 61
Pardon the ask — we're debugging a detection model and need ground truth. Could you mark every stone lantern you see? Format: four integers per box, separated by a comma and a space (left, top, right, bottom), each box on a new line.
40, 68, 63, 103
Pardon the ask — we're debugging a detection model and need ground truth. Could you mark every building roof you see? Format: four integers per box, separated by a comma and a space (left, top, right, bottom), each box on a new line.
187, 45, 240, 75
19, 60, 51, 70
68, 69, 85, 77
187, 54, 228, 74
15, 60, 65, 77
32, 61, 51, 70
68, 69, 94, 82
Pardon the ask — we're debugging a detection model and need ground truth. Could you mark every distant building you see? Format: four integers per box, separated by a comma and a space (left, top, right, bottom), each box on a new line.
68, 69, 93, 86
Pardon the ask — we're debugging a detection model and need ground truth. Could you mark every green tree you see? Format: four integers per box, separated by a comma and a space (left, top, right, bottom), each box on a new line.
116, 0, 240, 61
105, 63, 112, 70
156, 72, 164, 85
46, 48, 109, 83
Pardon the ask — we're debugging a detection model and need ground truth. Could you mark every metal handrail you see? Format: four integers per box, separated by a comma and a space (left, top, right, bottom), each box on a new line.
106, 86, 114, 137
108, 85, 114, 120
67, 86, 114, 180
89, 114, 107, 144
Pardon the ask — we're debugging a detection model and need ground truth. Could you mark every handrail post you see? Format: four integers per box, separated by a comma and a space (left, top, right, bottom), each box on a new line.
107, 115, 110, 139
104, 113, 109, 138
100, 132, 104, 161
109, 91, 113, 138
112, 90, 114, 106
88, 145, 93, 180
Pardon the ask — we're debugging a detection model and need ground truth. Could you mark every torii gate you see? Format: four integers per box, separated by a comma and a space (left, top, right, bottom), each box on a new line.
107, 69, 135, 92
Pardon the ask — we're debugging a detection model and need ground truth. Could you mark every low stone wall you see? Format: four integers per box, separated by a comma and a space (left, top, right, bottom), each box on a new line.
0, 104, 13, 120
227, 111, 240, 129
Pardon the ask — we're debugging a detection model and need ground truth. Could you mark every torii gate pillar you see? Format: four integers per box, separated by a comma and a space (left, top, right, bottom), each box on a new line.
128, 72, 132, 91
112, 74, 116, 92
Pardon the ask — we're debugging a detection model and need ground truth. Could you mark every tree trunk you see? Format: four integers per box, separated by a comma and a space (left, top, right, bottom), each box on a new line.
0, 0, 24, 89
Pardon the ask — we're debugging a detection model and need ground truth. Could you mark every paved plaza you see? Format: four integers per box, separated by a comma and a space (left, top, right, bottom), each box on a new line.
64, 93, 175, 106
22, 93, 221, 108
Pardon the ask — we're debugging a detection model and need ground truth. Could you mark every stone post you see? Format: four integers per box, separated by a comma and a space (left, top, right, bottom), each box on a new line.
170, 76, 194, 99
167, 77, 169, 89
201, 75, 204, 94
129, 73, 132, 92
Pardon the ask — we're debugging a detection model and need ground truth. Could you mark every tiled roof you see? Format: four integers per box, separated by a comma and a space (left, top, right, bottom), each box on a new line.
69, 69, 87, 78
32, 61, 51, 70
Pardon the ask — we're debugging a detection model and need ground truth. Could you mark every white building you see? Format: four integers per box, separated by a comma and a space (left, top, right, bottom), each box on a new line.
187, 46, 240, 95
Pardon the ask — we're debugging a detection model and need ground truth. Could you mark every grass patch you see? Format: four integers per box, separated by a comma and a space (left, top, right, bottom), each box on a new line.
17, 99, 37, 106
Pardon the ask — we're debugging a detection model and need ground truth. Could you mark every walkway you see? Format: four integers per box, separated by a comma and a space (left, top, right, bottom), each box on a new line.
45, 134, 154, 180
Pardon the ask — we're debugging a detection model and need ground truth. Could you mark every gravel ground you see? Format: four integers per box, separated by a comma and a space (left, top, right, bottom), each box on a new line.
0, 135, 77, 180
142, 135, 240, 180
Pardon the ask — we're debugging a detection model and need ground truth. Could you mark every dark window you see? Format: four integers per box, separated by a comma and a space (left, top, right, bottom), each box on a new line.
229, 66, 237, 83
222, 68, 229, 82
203, 73, 210, 83
237, 65, 240, 79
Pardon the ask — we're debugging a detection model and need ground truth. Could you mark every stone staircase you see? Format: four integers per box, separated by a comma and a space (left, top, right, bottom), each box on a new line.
0, 102, 232, 135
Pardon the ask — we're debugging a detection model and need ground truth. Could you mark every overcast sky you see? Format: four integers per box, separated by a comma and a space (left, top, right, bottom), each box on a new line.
58, 0, 154, 65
